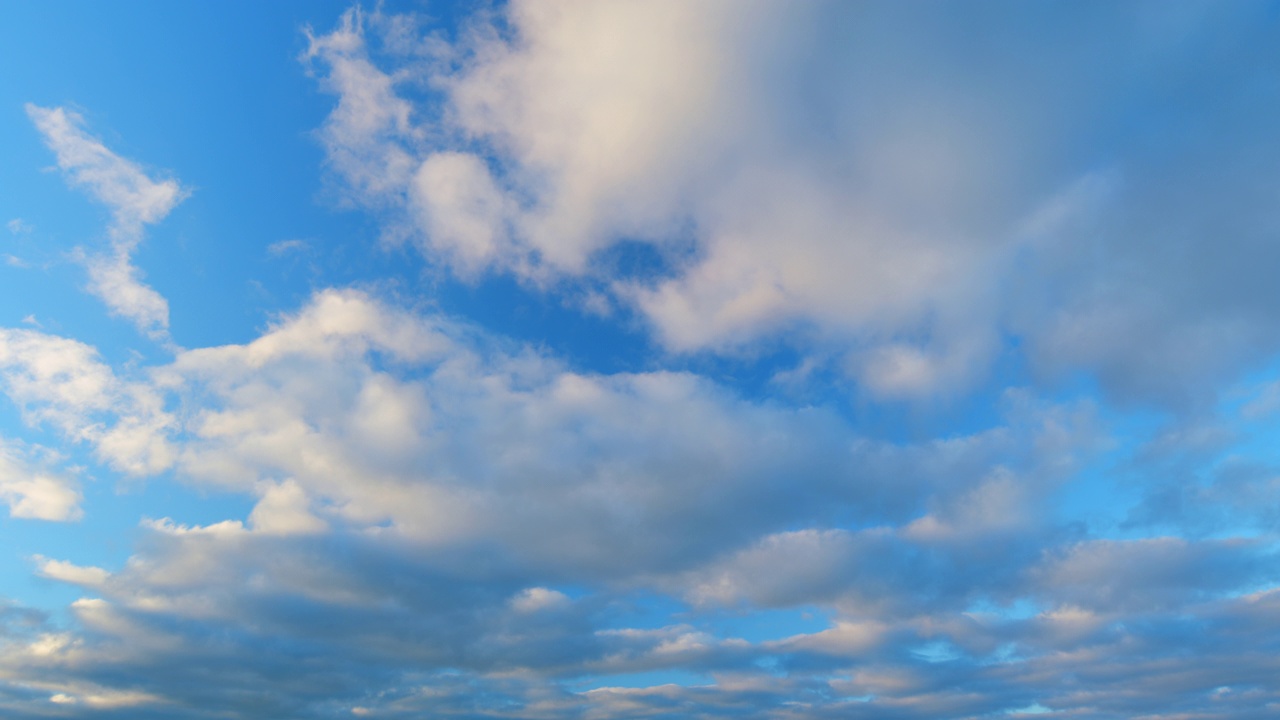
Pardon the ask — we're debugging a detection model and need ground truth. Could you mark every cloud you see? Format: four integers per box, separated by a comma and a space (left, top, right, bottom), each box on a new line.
25, 104, 188, 338
509, 587, 571, 614
35, 558, 109, 588
305, 2, 1280, 406
1030, 536, 1273, 613
132, 291, 1106, 589
0, 287, 1173, 718
0, 327, 175, 476
23, 106, 184, 243
0, 441, 81, 522
266, 239, 310, 257
81, 251, 171, 339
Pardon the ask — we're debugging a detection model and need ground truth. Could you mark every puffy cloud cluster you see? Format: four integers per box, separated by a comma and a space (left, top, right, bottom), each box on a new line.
0, 289, 1270, 717
305, 2, 1280, 405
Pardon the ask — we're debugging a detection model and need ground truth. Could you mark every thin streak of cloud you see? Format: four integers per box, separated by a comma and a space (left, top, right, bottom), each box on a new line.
25, 104, 188, 339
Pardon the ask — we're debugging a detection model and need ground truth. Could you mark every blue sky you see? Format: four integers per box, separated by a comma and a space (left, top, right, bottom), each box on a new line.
2, 1, 1280, 718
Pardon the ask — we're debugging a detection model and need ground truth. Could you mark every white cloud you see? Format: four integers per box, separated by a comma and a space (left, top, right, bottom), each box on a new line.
25, 104, 187, 338
82, 251, 170, 338
303, 2, 1015, 395
248, 480, 328, 536
411, 152, 517, 275
36, 557, 109, 588
302, 8, 418, 208
266, 238, 310, 256
0, 327, 175, 475
152, 291, 1101, 591
305, 2, 1280, 405
24, 105, 184, 243
0, 440, 81, 522
509, 587, 570, 613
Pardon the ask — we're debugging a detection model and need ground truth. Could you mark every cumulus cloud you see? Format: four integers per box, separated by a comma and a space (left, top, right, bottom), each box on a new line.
304, 2, 1280, 405
25, 104, 187, 338
248, 480, 328, 536
0, 327, 175, 475
0, 441, 81, 522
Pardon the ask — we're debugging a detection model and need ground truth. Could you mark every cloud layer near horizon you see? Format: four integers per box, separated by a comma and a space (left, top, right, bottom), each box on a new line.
0, 287, 1276, 719
5, 2, 1280, 719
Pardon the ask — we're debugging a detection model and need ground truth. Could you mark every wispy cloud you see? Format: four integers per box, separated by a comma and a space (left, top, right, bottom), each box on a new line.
25, 104, 188, 339
6, 218, 33, 235
265, 238, 310, 257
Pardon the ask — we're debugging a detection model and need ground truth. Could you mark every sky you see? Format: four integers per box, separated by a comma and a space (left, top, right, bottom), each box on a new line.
2, 1, 1280, 718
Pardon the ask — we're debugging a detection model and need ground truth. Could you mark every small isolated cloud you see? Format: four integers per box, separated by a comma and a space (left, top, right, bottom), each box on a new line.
25, 104, 188, 339
7, 218, 33, 235
0, 326, 176, 476
35, 557, 110, 589
510, 587, 571, 613
267, 238, 310, 257
248, 479, 328, 536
